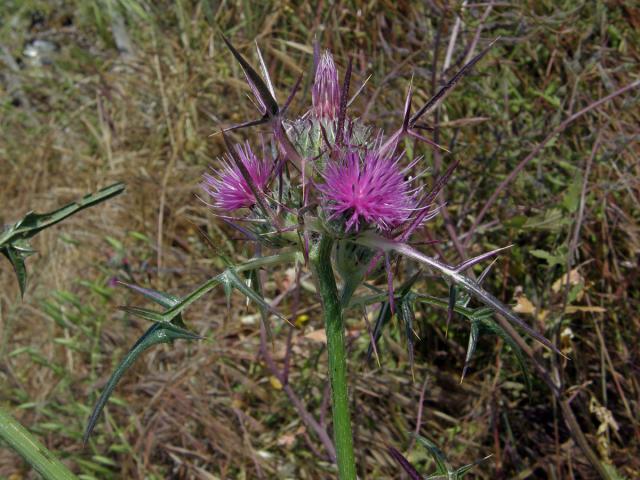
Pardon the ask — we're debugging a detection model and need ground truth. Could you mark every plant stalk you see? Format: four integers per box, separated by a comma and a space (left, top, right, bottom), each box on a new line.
310, 235, 357, 480
0, 406, 78, 480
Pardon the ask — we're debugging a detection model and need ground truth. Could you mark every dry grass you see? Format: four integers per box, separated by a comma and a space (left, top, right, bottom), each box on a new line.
1, 1, 639, 478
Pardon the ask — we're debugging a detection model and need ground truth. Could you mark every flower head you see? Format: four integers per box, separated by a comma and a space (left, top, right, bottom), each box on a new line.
312, 50, 340, 120
318, 150, 416, 232
201, 141, 271, 211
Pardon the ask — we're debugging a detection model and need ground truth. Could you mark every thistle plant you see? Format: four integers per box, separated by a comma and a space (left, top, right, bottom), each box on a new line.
83, 37, 566, 479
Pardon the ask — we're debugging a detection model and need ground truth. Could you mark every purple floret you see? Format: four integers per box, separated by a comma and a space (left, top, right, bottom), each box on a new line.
201, 141, 271, 211
319, 150, 417, 232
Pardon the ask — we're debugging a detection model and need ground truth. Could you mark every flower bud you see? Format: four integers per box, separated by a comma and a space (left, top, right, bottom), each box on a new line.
312, 51, 340, 120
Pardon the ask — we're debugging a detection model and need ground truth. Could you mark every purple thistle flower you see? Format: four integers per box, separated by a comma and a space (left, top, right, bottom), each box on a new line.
201, 141, 271, 211
312, 51, 340, 120
319, 150, 417, 232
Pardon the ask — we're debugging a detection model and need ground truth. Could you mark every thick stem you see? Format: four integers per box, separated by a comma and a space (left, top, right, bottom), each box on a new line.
0, 406, 78, 480
310, 236, 357, 480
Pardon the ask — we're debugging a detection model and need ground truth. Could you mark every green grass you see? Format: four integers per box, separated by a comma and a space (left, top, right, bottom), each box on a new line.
1, 1, 639, 478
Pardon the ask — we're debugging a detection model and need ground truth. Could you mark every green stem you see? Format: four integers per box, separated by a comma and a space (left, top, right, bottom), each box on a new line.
310, 235, 357, 480
339, 280, 359, 309
0, 406, 78, 480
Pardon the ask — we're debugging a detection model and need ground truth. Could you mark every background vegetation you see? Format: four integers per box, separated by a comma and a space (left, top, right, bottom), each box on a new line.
1, 1, 638, 478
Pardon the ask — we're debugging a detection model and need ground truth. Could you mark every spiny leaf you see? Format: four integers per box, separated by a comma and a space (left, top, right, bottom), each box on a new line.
461, 318, 480, 382
416, 435, 453, 475
0, 183, 125, 246
0, 183, 125, 297
366, 299, 393, 362
118, 281, 186, 328
455, 455, 493, 477
148, 274, 225, 322
365, 273, 420, 362
357, 233, 563, 357
120, 273, 225, 325
89, 254, 298, 442
83, 322, 200, 444
85, 282, 201, 443
224, 269, 289, 324
120, 254, 298, 327
1, 246, 29, 298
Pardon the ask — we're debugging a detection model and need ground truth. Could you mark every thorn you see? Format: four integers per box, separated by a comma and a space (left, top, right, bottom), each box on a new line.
460, 364, 469, 384
408, 129, 450, 153
402, 77, 414, 132
282, 72, 304, 115
255, 40, 276, 99
335, 56, 353, 147
454, 245, 513, 273
410, 37, 499, 126
347, 74, 372, 107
